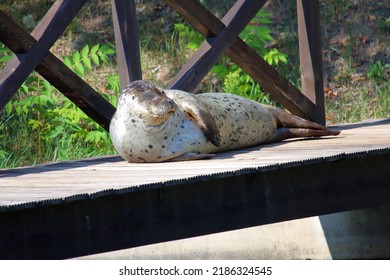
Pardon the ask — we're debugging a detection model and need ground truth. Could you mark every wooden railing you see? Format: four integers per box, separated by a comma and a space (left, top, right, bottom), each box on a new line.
0, 0, 326, 130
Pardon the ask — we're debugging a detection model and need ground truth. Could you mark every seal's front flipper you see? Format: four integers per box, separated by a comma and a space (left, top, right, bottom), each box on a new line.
165, 89, 221, 147
167, 152, 215, 162
182, 104, 221, 147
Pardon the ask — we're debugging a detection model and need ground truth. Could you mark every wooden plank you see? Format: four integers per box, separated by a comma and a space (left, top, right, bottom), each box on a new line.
165, 0, 317, 121
0, 10, 115, 131
168, 0, 267, 91
111, 0, 142, 90
0, 120, 389, 259
1, 119, 389, 205
0, 138, 389, 259
0, 0, 87, 112
297, 0, 326, 124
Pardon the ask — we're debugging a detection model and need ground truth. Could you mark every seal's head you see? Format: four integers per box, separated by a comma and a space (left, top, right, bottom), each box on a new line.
119, 80, 177, 126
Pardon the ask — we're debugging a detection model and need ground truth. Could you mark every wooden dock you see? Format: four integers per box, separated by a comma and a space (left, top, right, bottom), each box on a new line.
0, 119, 389, 259
1, 0, 388, 260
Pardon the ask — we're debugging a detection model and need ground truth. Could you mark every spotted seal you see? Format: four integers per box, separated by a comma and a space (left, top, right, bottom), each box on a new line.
109, 80, 340, 162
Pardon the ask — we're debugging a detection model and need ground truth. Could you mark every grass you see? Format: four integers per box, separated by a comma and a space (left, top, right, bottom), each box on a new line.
0, 0, 389, 168
0, 89, 118, 168
326, 83, 389, 124
0, 42, 119, 168
263, 0, 389, 124
0, 113, 116, 168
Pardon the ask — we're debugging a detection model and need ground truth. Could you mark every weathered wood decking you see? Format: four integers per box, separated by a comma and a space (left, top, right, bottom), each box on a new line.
0, 119, 389, 259
1, 119, 389, 206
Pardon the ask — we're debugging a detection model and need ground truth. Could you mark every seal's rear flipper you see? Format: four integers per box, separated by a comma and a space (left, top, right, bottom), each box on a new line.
266, 106, 329, 130
271, 127, 340, 142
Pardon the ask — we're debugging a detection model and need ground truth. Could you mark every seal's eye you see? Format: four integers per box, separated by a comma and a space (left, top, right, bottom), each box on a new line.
141, 92, 155, 100
137, 91, 156, 103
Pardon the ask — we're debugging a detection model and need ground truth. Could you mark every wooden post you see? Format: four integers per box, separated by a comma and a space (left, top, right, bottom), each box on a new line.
297, 0, 326, 125
111, 0, 142, 91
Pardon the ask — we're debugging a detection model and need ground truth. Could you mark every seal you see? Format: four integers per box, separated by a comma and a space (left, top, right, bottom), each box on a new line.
110, 80, 340, 163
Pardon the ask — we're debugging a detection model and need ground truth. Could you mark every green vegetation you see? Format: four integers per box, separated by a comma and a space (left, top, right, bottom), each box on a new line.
0, 0, 388, 168
174, 9, 286, 104
368, 60, 390, 82
0, 43, 118, 168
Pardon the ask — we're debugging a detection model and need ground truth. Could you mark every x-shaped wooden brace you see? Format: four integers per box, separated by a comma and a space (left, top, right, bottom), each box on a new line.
165, 0, 325, 123
0, 0, 325, 132
0, 0, 116, 131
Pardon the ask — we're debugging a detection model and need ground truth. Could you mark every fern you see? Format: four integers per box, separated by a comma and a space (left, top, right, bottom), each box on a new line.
0, 43, 118, 166
174, 9, 288, 104
63, 44, 115, 78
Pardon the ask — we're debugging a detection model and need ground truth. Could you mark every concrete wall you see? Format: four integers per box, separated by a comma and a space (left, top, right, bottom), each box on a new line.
79, 205, 390, 260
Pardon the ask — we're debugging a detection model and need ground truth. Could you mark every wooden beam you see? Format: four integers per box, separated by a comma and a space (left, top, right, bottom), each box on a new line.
297, 0, 325, 124
111, 0, 142, 90
0, 10, 115, 131
168, 0, 267, 92
166, 0, 317, 121
0, 0, 87, 113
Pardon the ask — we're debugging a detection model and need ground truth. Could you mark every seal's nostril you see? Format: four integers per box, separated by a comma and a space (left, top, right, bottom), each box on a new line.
166, 99, 177, 114
166, 99, 176, 107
